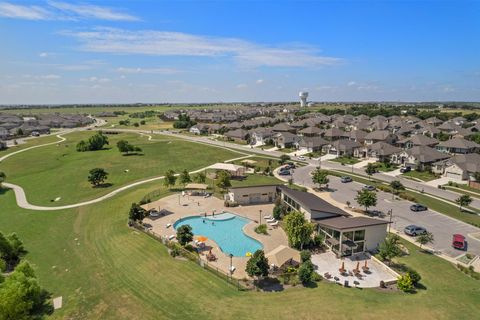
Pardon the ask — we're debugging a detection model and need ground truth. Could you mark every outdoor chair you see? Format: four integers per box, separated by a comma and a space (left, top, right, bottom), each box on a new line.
263, 215, 272, 220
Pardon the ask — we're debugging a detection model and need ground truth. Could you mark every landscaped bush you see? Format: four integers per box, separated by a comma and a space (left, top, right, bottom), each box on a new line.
300, 250, 311, 262
398, 192, 417, 202
254, 224, 268, 235
405, 268, 422, 286
457, 263, 480, 280
377, 185, 392, 193
397, 273, 414, 292
169, 246, 181, 257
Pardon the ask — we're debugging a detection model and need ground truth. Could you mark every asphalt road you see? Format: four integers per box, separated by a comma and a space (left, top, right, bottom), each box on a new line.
291, 165, 480, 258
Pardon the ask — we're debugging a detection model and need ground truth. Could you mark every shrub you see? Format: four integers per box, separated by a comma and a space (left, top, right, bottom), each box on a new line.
184, 244, 196, 252
300, 250, 311, 262
254, 224, 268, 235
398, 192, 416, 202
170, 246, 181, 257
397, 274, 414, 292
298, 260, 315, 285
406, 268, 421, 286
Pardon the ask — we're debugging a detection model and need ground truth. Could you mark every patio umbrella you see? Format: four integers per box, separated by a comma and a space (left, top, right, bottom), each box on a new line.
364, 260, 368, 268
355, 262, 360, 272
341, 262, 345, 271
197, 236, 208, 242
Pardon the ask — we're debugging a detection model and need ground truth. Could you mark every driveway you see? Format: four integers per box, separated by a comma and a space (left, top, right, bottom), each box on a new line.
291, 165, 480, 258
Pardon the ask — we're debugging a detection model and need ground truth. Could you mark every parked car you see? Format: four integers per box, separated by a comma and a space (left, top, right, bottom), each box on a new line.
286, 162, 296, 168
400, 166, 411, 173
298, 155, 306, 161
149, 210, 160, 218
452, 234, 466, 250
367, 210, 383, 217
404, 225, 427, 236
362, 185, 376, 191
284, 164, 296, 170
340, 176, 353, 183
279, 170, 291, 176
410, 204, 428, 212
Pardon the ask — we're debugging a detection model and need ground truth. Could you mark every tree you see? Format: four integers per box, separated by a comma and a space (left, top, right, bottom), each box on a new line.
163, 170, 177, 189
298, 260, 315, 285
365, 163, 377, 179
87, 132, 109, 151
397, 273, 414, 292
216, 170, 231, 192
0, 232, 27, 271
179, 169, 192, 187
389, 180, 404, 199
87, 168, 108, 187
272, 197, 288, 220
245, 250, 269, 278
76, 140, 89, 152
128, 203, 147, 222
284, 211, 314, 249
176, 225, 194, 245
117, 140, 142, 155
355, 189, 377, 212
0, 171, 5, 188
194, 171, 206, 183
416, 232, 434, 250
279, 154, 291, 165
312, 168, 329, 190
378, 234, 402, 265
455, 194, 472, 211
406, 268, 421, 286
300, 250, 311, 263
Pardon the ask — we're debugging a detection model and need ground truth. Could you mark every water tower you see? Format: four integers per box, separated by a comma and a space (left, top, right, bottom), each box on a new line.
299, 91, 309, 107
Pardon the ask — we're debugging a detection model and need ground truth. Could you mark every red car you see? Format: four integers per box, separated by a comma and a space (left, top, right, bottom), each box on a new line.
452, 234, 466, 250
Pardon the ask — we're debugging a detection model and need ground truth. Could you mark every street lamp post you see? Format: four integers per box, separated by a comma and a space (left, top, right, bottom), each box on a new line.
388, 209, 393, 233
259, 210, 262, 224
229, 253, 233, 278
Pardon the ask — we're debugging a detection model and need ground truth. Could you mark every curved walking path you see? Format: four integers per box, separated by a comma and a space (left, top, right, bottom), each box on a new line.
2, 127, 252, 211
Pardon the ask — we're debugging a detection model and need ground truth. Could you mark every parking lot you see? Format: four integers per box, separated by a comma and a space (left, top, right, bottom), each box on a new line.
292, 165, 480, 258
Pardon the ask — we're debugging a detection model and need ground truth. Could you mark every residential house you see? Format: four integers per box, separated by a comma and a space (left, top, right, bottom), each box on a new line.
271, 122, 296, 133
298, 126, 322, 137
273, 132, 299, 149
323, 128, 347, 141
0, 140, 6, 150
297, 136, 329, 152
224, 129, 249, 142
250, 128, 274, 145
436, 138, 480, 154
326, 139, 362, 157
396, 134, 439, 149
364, 142, 401, 162
392, 146, 450, 170
364, 130, 397, 145
433, 153, 480, 181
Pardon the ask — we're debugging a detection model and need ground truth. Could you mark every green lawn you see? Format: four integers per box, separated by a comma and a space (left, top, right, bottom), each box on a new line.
0, 134, 62, 157
330, 156, 360, 165
374, 162, 399, 172
0, 131, 240, 206
402, 170, 439, 182
0, 186, 479, 319
444, 184, 480, 199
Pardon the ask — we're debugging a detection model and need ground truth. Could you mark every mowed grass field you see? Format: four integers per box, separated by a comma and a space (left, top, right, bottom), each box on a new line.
1, 182, 479, 320
0, 131, 240, 206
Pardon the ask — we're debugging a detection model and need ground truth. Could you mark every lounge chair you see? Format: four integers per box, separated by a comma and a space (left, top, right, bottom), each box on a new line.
166, 223, 172, 228
168, 234, 175, 240
266, 218, 276, 223
263, 215, 272, 220
269, 221, 279, 226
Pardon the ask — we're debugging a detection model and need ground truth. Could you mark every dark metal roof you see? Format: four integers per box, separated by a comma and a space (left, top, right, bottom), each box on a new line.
278, 186, 350, 217
317, 216, 389, 230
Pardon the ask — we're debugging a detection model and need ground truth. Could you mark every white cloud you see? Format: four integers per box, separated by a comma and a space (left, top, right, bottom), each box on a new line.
47, 1, 139, 21
22, 74, 61, 80
0, 1, 138, 21
347, 81, 357, 86
116, 67, 181, 75
80, 76, 110, 83
0, 2, 52, 20
236, 83, 247, 89
64, 27, 342, 68
256, 79, 264, 84
39, 52, 49, 58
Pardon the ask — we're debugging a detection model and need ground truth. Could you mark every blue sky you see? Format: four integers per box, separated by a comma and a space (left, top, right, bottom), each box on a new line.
0, 0, 479, 104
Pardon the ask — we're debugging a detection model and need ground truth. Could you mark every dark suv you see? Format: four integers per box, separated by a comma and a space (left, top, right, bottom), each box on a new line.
410, 204, 428, 212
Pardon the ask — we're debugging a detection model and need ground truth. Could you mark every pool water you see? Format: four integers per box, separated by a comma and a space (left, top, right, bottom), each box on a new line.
173, 213, 263, 257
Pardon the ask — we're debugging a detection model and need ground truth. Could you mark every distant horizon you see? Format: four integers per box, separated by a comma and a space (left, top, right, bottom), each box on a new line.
1, 1, 479, 104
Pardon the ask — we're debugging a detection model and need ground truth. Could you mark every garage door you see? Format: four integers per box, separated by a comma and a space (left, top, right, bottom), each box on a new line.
445, 171, 462, 180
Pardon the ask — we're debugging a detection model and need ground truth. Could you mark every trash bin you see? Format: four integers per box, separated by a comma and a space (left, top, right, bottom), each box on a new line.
344, 280, 349, 287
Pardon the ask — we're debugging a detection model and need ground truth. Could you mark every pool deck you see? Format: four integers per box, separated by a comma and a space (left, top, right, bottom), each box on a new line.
142, 194, 289, 279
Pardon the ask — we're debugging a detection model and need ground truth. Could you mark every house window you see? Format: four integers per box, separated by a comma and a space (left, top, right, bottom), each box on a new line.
343, 231, 354, 241
354, 229, 365, 241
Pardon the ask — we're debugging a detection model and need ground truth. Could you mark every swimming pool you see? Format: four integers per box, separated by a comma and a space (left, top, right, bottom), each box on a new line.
173, 213, 263, 257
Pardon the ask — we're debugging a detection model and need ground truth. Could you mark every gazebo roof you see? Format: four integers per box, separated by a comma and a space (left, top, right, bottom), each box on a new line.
185, 183, 209, 190
265, 245, 301, 267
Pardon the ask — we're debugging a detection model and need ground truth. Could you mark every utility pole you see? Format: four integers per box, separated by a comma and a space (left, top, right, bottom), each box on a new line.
388, 209, 393, 233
